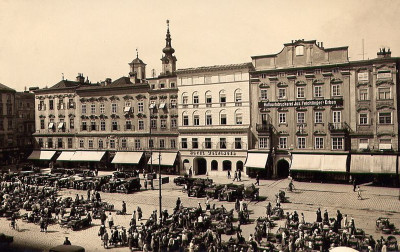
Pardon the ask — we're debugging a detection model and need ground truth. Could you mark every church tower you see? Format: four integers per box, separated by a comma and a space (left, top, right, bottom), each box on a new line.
160, 20, 177, 76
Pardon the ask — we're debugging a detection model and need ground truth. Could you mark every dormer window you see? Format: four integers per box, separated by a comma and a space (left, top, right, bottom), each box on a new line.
295, 46, 304, 56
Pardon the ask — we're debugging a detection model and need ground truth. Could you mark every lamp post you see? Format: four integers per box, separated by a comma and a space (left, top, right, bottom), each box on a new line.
149, 107, 153, 174
158, 151, 162, 223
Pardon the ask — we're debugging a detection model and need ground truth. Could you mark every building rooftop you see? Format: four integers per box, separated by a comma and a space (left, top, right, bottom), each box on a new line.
0, 83, 16, 92
176, 62, 253, 74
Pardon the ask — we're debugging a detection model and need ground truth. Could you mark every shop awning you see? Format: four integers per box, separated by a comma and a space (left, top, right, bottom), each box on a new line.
28, 150, 56, 160
48, 123, 54, 129
351, 155, 396, 174
290, 154, 323, 171
56, 151, 76, 162
69, 151, 105, 162
244, 152, 268, 169
112, 152, 143, 164
321, 155, 347, 172
159, 103, 166, 109
148, 152, 177, 166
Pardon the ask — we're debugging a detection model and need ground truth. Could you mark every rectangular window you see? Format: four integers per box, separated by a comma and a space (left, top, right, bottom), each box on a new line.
206, 115, 212, 125
378, 88, 391, 100
68, 138, 73, 148
315, 112, 323, 123
359, 89, 369, 100
111, 104, 117, 113
235, 138, 242, 149
205, 138, 212, 149
40, 119, 45, 129
297, 112, 305, 124
171, 118, 177, 128
278, 88, 286, 99
170, 99, 177, 108
170, 82, 176, 88
279, 137, 287, 149
161, 119, 167, 129
315, 137, 324, 149
148, 139, 154, 148
121, 139, 127, 148
79, 139, 84, 148
183, 115, 189, 126
81, 104, 86, 114
138, 102, 144, 112
70, 118, 74, 129
235, 113, 242, 125
297, 137, 306, 149
112, 121, 118, 131
160, 83, 165, 89
219, 138, 227, 149
49, 100, 54, 110
135, 139, 141, 149
379, 112, 392, 124
259, 138, 268, 149
138, 120, 144, 130
110, 139, 115, 149
57, 138, 63, 148
47, 138, 53, 148
220, 94, 226, 105
297, 87, 305, 98
206, 95, 212, 107
359, 113, 368, 125
193, 95, 199, 105
314, 86, 322, 97
98, 139, 104, 149
100, 103, 105, 114
91, 104, 96, 114
332, 84, 341, 96
91, 121, 96, 131
100, 121, 106, 131
159, 139, 165, 149
261, 89, 268, 100
279, 113, 286, 124
88, 139, 94, 149
192, 138, 198, 149
181, 138, 188, 149
220, 114, 227, 125
170, 139, 176, 149
125, 120, 132, 130
68, 99, 74, 109
151, 119, 157, 129
193, 115, 200, 126
82, 121, 87, 131
332, 137, 344, 150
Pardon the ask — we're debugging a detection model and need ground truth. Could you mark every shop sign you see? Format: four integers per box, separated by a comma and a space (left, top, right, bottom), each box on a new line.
258, 98, 343, 108
190, 150, 237, 156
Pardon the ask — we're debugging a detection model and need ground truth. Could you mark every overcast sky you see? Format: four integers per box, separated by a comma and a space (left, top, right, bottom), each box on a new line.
0, 0, 399, 91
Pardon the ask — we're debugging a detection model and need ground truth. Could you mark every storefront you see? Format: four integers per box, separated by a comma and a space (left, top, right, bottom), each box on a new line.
244, 152, 269, 178
147, 152, 179, 174
350, 154, 397, 185
111, 151, 144, 171
27, 150, 57, 167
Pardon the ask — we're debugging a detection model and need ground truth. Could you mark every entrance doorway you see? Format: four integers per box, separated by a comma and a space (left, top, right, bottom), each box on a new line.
277, 159, 290, 178
195, 158, 207, 175
236, 161, 243, 171
222, 160, 232, 171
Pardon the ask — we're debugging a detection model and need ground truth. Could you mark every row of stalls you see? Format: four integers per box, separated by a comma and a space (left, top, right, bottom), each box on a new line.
290, 153, 398, 185
27, 150, 179, 174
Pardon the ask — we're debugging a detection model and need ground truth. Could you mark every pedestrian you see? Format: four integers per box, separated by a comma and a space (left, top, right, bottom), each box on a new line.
255, 173, 260, 185
227, 170, 231, 179
189, 167, 193, 178
100, 211, 107, 226
356, 185, 362, 200
95, 168, 98, 177
144, 179, 148, 190
233, 171, 238, 181
336, 210, 343, 229
122, 201, 126, 215
323, 209, 329, 224
353, 178, 357, 192
63, 237, 71, 245
316, 208, 322, 222
107, 212, 114, 229
137, 206, 142, 221
238, 169, 241, 181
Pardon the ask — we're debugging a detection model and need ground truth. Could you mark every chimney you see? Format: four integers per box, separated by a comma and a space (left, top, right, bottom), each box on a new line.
377, 47, 391, 58
320, 42, 324, 48
76, 73, 85, 83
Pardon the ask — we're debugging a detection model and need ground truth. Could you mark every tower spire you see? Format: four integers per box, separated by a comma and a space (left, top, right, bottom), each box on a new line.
163, 20, 175, 55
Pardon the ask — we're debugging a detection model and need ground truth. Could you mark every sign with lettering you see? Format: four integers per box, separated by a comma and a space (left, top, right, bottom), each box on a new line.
258, 99, 343, 108
190, 150, 237, 156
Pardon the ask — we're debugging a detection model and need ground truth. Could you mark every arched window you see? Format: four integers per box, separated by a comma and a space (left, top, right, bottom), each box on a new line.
234, 89, 242, 106
182, 111, 189, 126
236, 161, 243, 171
205, 91, 212, 107
211, 160, 218, 171
193, 110, 200, 126
192, 92, 199, 106
205, 110, 212, 125
219, 109, 227, 125
235, 109, 242, 125
219, 90, 226, 106
223, 160, 232, 171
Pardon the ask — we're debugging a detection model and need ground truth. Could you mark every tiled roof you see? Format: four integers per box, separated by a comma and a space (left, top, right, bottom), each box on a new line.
176, 62, 253, 74
0, 83, 16, 92
110, 77, 133, 87
49, 80, 81, 89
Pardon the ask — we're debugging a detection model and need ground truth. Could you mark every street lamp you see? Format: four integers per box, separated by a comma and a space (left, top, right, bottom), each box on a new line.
158, 151, 162, 223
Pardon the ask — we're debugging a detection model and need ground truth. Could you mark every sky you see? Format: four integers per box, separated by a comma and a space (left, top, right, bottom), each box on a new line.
0, 0, 399, 91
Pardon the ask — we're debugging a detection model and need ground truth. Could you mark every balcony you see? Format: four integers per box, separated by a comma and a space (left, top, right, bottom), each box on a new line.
111, 125, 120, 131
328, 122, 350, 133
68, 102, 76, 109
124, 125, 135, 131
57, 103, 65, 110
256, 123, 272, 133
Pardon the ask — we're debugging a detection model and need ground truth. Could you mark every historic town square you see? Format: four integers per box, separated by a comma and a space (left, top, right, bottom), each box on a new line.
0, 0, 400, 251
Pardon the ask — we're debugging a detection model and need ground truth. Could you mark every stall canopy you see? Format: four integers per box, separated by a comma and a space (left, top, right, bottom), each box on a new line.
291, 154, 347, 172
69, 151, 105, 162
244, 153, 269, 169
28, 150, 56, 160
147, 152, 177, 166
56, 151, 76, 162
351, 155, 396, 174
112, 152, 143, 164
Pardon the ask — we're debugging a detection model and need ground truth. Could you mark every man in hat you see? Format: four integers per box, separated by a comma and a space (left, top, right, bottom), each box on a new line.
63, 237, 71, 245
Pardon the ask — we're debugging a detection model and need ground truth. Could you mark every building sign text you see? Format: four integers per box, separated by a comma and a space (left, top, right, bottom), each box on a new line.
258, 98, 343, 108
190, 150, 237, 156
